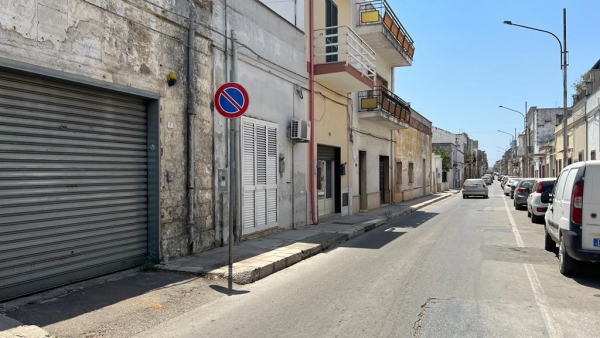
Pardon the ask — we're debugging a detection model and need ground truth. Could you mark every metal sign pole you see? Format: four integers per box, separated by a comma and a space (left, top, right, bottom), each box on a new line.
228, 30, 239, 291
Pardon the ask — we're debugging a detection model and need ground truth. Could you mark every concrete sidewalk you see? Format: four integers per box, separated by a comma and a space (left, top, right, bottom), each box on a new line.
159, 190, 460, 284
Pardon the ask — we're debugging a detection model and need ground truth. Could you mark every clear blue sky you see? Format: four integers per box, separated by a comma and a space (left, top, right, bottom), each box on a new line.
392, 0, 600, 169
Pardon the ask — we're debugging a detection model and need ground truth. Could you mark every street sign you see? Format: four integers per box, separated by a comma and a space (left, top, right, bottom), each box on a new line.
214, 82, 249, 119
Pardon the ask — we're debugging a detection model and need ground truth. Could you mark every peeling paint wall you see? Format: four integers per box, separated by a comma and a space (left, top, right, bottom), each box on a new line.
0, 0, 215, 259
394, 112, 432, 202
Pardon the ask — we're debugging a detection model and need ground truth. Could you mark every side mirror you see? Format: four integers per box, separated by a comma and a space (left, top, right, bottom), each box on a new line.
541, 191, 553, 204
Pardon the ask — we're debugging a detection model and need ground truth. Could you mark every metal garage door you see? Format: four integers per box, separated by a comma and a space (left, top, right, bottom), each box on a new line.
0, 69, 149, 301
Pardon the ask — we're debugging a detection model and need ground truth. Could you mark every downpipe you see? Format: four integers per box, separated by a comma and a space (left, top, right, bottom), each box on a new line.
186, 7, 196, 253
309, 0, 318, 225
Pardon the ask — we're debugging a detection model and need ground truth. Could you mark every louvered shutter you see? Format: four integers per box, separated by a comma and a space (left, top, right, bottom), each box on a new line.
241, 118, 277, 234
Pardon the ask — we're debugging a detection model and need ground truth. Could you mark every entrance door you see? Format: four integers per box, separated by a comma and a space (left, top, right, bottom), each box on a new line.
423, 159, 427, 195
359, 151, 367, 210
379, 156, 390, 204
317, 160, 335, 216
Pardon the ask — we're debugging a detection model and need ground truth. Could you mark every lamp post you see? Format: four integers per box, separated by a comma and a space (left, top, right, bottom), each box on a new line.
503, 8, 568, 170
499, 103, 528, 176
498, 130, 517, 175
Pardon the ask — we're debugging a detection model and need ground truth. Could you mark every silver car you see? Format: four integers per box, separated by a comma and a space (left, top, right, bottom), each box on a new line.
482, 175, 492, 185
462, 179, 489, 199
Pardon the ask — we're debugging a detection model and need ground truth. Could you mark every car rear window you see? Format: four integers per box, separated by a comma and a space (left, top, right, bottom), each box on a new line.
520, 180, 535, 188
465, 179, 482, 184
541, 181, 555, 193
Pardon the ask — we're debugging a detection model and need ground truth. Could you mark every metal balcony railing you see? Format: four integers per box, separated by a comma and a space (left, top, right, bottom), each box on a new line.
314, 25, 376, 83
357, 0, 415, 59
358, 86, 411, 124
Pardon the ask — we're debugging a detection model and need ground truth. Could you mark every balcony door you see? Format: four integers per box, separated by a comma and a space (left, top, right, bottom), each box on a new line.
325, 0, 338, 63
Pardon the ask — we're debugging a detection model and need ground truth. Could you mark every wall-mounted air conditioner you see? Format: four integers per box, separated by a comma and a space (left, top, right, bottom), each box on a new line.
290, 118, 310, 142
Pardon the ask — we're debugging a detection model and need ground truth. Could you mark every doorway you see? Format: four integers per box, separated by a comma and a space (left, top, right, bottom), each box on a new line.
359, 151, 367, 210
379, 156, 390, 204
317, 145, 341, 217
422, 159, 427, 196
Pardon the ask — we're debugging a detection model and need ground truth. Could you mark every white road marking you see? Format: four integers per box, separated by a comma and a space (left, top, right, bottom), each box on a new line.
503, 197, 563, 338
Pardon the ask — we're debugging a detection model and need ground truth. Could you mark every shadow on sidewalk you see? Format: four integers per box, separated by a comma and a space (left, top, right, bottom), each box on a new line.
5, 271, 203, 328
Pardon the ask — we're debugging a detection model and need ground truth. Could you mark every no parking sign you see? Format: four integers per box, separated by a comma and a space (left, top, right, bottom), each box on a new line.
214, 82, 249, 119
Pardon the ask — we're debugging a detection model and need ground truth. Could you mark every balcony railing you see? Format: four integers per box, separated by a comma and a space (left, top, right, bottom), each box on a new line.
358, 86, 411, 124
314, 25, 376, 83
357, 0, 415, 59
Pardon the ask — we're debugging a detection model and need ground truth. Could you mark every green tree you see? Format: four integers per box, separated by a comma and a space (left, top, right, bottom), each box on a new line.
573, 71, 591, 96
433, 149, 452, 172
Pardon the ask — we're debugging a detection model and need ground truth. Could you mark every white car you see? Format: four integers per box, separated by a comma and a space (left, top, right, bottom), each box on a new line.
527, 178, 556, 223
542, 160, 600, 276
504, 178, 519, 196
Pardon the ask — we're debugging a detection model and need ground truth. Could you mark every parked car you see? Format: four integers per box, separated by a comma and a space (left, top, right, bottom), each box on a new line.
542, 160, 600, 275
462, 179, 489, 198
513, 178, 536, 210
509, 179, 521, 199
527, 178, 556, 223
503, 178, 518, 195
482, 175, 492, 185
500, 176, 515, 189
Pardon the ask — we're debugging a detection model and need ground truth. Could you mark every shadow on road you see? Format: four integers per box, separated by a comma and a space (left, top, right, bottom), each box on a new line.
572, 264, 600, 289
343, 211, 439, 249
209, 284, 250, 296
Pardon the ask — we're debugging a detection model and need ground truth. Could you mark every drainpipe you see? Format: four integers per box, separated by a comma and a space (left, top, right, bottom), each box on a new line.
309, 0, 317, 224
187, 7, 196, 253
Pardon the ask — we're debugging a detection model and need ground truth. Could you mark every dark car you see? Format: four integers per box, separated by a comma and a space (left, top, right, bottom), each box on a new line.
513, 178, 536, 210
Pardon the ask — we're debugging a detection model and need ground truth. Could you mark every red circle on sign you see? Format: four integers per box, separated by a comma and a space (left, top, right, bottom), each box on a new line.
214, 82, 249, 119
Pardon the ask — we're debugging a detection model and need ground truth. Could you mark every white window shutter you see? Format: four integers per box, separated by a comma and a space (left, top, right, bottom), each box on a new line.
242, 121, 255, 230
241, 118, 278, 234
267, 127, 278, 224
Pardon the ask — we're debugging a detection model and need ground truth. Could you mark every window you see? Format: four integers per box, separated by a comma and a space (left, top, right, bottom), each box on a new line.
562, 169, 578, 202
325, 0, 338, 63
442, 171, 448, 182
408, 162, 414, 183
578, 151, 583, 162
396, 161, 402, 185
592, 150, 596, 160
241, 118, 278, 234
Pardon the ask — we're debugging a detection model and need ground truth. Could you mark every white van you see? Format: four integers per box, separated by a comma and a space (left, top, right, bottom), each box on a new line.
542, 160, 600, 275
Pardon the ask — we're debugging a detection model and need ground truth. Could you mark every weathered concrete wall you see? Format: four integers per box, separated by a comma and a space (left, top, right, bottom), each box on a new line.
587, 87, 600, 160
394, 112, 432, 202
352, 119, 394, 210
212, 0, 309, 239
0, 0, 215, 259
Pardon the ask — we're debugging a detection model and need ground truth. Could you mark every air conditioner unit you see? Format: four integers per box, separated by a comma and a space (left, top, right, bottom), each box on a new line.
290, 118, 310, 142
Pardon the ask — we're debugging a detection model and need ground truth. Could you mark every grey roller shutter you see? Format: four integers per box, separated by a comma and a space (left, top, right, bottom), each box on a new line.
0, 70, 149, 301
317, 145, 335, 160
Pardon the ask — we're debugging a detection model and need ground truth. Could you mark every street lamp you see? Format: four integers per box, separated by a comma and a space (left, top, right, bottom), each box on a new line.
499, 103, 528, 176
498, 130, 517, 174
503, 9, 568, 170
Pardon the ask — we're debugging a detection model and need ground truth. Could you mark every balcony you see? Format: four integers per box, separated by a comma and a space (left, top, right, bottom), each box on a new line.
358, 86, 411, 129
355, 0, 414, 67
314, 25, 376, 92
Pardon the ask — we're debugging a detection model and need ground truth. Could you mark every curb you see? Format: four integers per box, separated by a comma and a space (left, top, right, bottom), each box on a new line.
164, 191, 458, 285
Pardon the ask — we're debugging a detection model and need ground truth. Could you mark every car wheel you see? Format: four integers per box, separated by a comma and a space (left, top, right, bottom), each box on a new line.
544, 227, 555, 251
485, 194, 489, 199
559, 235, 578, 276
462, 195, 467, 199
527, 208, 531, 218
515, 202, 521, 211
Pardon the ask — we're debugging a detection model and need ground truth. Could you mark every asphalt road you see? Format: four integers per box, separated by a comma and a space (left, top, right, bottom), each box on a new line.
127, 183, 600, 338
